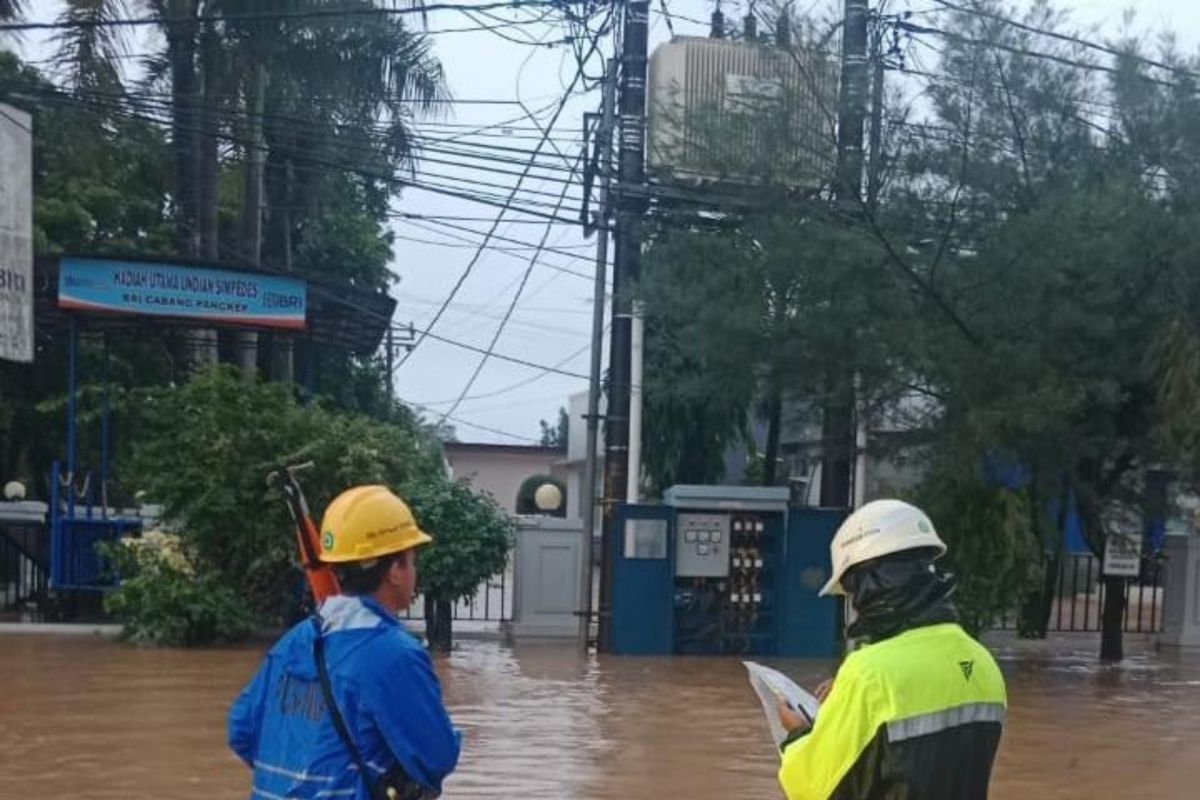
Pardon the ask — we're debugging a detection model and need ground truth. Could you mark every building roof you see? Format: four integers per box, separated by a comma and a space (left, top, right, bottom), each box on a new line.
442, 441, 564, 458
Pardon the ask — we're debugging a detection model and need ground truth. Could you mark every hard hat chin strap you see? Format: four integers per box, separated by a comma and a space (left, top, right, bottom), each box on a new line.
844, 550, 958, 643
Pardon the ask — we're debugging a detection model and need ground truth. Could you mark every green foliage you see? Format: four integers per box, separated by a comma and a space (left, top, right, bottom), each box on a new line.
1153, 323, 1200, 475
0, 53, 174, 256
249, 1, 447, 288
637, 208, 902, 491
909, 470, 1045, 637
98, 534, 255, 646
75, 366, 512, 645
742, 452, 789, 487
0, 5, 450, 489
516, 474, 566, 516
538, 407, 568, 450
125, 366, 444, 624
293, 202, 395, 291
405, 478, 514, 606
635, 4, 1200, 660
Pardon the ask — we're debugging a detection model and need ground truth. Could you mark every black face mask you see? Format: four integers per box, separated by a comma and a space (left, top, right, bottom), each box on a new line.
842, 550, 959, 644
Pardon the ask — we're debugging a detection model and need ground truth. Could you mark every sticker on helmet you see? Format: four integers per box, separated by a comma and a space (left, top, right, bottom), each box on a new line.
322, 531, 335, 550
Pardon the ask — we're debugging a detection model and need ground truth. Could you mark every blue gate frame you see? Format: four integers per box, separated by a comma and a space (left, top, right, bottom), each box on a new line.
48, 315, 142, 590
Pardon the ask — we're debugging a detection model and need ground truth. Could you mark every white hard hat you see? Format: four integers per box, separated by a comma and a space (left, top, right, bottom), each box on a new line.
820, 499, 947, 597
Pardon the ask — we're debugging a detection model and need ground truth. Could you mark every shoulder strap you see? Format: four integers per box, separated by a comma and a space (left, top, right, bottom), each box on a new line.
311, 616, 380, 797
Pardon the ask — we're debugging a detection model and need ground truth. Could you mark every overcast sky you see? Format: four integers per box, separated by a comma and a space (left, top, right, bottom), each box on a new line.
16, 1, 1200, 444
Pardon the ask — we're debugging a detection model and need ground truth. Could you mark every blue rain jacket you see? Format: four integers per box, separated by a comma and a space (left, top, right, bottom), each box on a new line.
228, 595, 461, 798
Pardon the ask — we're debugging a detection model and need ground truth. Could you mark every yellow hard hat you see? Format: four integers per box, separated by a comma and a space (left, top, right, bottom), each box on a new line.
318, 485, 432, 564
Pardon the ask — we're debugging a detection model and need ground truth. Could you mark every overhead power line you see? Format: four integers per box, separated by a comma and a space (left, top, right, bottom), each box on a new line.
30, 17, 575, 50
392, 6, 611, 371
407, 327, 590, 378
390, 223, 596, 282
438, 148, 586, 423
397, 395, 542, 443
7, 83, 590, 224
896, 18, 1178, 88
4, 78, 590, 179
396, 215, 595, 264
253, 251, 596, 382
928, 0, 1200, 81
411, 335, 596, 407
0, 1, 575, 32
399, 294, 591, 339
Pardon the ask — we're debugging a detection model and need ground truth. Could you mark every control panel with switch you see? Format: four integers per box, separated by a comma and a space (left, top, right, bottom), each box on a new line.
675, 513, 731, 577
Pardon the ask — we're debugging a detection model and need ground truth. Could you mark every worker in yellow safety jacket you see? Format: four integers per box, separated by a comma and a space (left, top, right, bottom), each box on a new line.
777, 499, 1007, 800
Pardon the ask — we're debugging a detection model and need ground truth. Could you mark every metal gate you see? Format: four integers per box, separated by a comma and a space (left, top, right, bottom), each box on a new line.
996, 553, 1165, 634
402, 567, 513, 624
1, 508, 49, 616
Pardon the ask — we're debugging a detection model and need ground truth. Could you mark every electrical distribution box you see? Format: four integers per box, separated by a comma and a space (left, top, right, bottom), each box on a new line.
675, 513, 731, 577
610, 485, 844, 658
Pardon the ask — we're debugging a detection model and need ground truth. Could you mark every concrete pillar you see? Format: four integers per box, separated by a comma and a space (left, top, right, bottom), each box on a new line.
1160, 528, 1200, 650
509, 516, 585, 639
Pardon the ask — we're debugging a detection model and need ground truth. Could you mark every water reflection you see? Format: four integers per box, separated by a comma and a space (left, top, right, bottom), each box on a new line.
0, 633, 1196, 799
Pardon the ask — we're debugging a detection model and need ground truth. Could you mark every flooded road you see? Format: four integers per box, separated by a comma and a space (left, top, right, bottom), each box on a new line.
1, 632, 1197, 799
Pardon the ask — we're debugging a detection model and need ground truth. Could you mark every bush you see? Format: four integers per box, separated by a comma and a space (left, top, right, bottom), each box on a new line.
108, 367, 517, 646
123, 366, 445, 627
405, 478, 514, 651
909, 471, 1045, 636
99, 533, 254, 646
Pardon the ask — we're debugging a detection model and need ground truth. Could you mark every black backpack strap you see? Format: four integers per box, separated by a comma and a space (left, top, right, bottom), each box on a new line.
311, 616, 381, 798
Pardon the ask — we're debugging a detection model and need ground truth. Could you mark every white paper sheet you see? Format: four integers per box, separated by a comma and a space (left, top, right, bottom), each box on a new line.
744, 661, 822, 751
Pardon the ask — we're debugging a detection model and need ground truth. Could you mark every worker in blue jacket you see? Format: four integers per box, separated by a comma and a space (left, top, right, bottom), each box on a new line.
229, 486, 461, 799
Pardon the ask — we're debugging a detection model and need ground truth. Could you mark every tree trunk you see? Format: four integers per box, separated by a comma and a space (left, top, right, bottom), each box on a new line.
190, 17, 221, 367
762, 380, 783, 486
198, 20, 220, 260
267, 157, 294, 383
167, 1, 200, 257
1019, 483, 1068, 638
165, 1, 216, 368
1075, 470, 1128, 661
1018, 549, 1059, 638
273, 336, 295, 384
237, 59, 269, 376
424, 595, 453, 652
820, 374, 854, 507
1099, 575, 1126, 661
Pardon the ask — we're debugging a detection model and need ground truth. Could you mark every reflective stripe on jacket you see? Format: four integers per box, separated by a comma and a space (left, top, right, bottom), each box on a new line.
780, 623, 1006, 800
228, 595, 461, 799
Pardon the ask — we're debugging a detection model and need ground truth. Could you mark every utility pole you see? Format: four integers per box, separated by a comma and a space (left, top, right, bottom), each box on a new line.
867, 19, 886, 211
385, 327, 395, 403
851, 14, 888, 509
598, 0, 650, 651
820, 0, 870, 510
580, 58, 617, 647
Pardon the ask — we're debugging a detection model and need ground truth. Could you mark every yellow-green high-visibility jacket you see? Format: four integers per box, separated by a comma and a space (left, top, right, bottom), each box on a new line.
780, 623, 1006, 800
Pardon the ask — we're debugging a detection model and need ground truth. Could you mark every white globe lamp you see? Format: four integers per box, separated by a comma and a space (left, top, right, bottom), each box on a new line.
533, 482, 563, 514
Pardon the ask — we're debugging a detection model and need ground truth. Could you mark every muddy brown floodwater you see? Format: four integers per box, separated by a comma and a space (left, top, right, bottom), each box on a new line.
1, 632, 1197, 799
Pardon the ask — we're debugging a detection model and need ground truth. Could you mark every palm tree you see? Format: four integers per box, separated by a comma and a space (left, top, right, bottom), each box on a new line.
52, 0, 129, 97
53, 0, 214, 363
229, 0, 444, 271
50, 0, 447, 377
225, 0, 445, 376
155, 0, 203, 257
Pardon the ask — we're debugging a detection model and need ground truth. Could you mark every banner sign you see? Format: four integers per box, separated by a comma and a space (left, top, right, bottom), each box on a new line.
58, 257, 307, 330
0, 102, 33, 363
